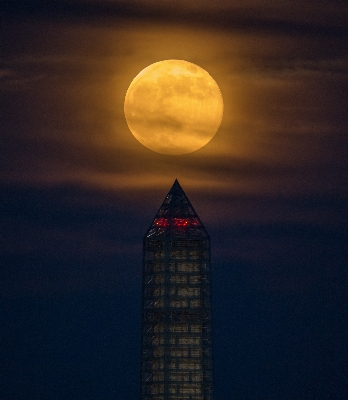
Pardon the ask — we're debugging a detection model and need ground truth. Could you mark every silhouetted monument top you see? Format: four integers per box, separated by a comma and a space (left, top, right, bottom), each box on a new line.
141, 179, 213, 399
145, 179, 209, 239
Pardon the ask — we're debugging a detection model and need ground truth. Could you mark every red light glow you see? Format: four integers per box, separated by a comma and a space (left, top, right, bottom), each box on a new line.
154, 218, 170, 227
154, 217, 200, 228
190, 218, 199, 226
173, 218, 189, 227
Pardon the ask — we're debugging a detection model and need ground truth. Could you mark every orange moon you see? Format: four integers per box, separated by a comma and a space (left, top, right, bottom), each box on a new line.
124, 60, 223, 155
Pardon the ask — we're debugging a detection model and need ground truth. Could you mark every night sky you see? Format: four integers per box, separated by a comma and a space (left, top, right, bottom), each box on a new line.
1, 1, 348, 399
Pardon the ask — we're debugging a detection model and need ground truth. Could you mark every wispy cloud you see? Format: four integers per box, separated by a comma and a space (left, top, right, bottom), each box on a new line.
2, 0, 348, 37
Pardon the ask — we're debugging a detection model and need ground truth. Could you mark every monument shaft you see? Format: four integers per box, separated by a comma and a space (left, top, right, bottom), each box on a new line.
141, 180, 213, 400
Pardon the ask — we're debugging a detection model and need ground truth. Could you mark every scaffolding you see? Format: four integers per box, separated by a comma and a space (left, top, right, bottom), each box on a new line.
141, 180, 213, 400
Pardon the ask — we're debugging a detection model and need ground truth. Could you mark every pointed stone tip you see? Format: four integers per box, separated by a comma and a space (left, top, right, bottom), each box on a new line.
145, 177, 209, 238
171, 179, 183, 192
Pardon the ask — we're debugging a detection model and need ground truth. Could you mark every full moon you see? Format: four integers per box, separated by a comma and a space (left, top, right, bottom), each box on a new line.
124, 60, 223, 155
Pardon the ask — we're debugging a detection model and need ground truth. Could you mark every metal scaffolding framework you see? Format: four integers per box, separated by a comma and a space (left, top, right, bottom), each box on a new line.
141, 180, 213, 400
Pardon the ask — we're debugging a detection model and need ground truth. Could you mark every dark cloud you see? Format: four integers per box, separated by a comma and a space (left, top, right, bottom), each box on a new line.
2, 182, 347, 399
0, 183, 144, 297
2, 182, 346, 297
2, 0, 348, 38
1, 2, 348, 399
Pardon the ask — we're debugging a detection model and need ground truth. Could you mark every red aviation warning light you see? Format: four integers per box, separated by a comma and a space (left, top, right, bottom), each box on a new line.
154, 218, 170, 227
154, 217, 200, 228
172, 217, 200, 227
173, 218, 189, 227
